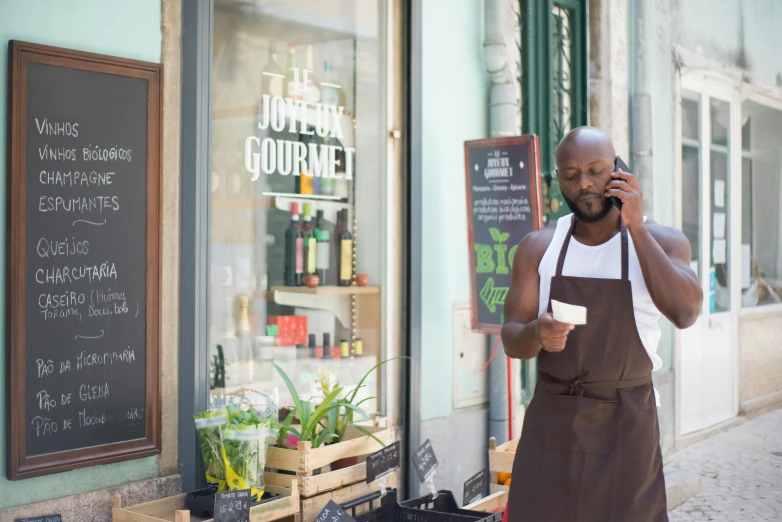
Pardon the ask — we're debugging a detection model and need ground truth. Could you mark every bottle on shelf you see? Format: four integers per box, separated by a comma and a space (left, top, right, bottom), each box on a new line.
302, 44, 321, 104
338, 209, 353, 286
302, 203, 317, 276
321, 60, 346, 110
308, 334, 317, 359
340, 339, 350, 359
284, 202, 304, 286
322, 332, 331, 359
285, 43, 302, 101
316, 229, 330, 284
315, 209, 325, 233
234, 295, 254, 382
261, 39, 284, 98
354, 338, 363, 357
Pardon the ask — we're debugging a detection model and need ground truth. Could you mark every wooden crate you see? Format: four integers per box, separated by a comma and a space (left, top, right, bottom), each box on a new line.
488, 437, 518, 494
464, 490, 507, 513
299, 471, 399, 522
265, 422, 397, 498
112, 479, 300, 522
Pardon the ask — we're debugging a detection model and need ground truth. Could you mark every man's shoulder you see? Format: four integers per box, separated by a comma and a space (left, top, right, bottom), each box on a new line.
517, 220, 559, 261
642, 220, 690, 250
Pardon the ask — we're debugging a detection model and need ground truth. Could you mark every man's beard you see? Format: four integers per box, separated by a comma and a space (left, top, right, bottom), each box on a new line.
563, 192, 614, 223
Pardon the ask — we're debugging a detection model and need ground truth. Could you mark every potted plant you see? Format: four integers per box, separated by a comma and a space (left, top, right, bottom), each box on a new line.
271, 357, 407, 470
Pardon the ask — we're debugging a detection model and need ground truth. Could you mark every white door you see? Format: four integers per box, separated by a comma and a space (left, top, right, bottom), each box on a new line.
677, 76, 740, 436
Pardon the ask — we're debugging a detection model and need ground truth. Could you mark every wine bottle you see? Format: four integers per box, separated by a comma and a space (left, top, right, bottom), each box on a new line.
261, 40, 284, 98
303, 203, 317, 275
284, 44, 302, 101
316, 229, 330, 283
338, 209, 353, 286
315, 209, 325, 234
302, 44, 321, 104
284, 202, 304, 286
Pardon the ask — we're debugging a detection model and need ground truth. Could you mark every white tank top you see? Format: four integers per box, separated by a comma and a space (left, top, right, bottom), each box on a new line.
538, 215, 663, 402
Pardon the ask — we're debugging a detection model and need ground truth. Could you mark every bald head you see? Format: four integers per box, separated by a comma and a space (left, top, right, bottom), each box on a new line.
555, 126, 617, 223
555, 126, 615, 168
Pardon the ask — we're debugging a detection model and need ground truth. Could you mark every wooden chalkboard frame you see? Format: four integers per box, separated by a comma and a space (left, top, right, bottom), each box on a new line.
464, 135, 543, 334
7, 41, 162, 479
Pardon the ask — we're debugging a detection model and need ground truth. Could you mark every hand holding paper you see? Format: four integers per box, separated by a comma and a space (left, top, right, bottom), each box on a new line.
551, 300, 587, 325
537, 309, 577, 353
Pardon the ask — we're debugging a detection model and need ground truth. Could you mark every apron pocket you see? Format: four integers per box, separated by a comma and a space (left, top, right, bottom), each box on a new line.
536, 392, 618, 456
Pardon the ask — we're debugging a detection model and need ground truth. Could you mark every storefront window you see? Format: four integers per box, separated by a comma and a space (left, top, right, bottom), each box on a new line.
740, 101, 782, 307
209, 0, 388, 417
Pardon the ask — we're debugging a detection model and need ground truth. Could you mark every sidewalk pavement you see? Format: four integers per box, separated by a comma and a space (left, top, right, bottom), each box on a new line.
666, 408, 782, 521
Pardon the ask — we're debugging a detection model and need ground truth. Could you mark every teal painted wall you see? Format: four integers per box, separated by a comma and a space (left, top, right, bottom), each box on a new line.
419, 0, 488, 421
0, 0, 161, 509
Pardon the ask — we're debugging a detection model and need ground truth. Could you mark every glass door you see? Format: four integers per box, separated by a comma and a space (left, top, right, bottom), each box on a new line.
678, 78, 739, 436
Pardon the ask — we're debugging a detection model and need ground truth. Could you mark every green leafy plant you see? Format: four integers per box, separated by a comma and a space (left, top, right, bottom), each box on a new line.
220, 423, 269, 495
194, 409, 227, 483
332, 356, 408, 444
272, 357, 409, 450
272, 362, 350, 449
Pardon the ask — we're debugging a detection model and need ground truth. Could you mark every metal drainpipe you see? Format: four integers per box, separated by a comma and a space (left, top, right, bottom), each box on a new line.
483, 0, 518, 445
631, 0, 653, 218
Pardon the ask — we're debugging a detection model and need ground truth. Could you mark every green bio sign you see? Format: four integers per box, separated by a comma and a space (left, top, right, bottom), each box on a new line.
475, 227, 519, 316
464, 136, 542, 333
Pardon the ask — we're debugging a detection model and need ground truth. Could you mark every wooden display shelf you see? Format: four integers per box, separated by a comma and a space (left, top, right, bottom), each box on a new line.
265, 422, 396, 499
266, 286, 381, 329
464, 490, 507, 513
112, 480, 300, 522
488, 437, 518, 494
299, 471, 399, 522
268, 286, 379, 296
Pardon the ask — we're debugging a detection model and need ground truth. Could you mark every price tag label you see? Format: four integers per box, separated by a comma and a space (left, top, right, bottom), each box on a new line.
412, 439, 438, 483
213, 489, 251, 522
15, 516, 62, 522
366, 441, 401, 483
314, 500, 356, 522
463, 469, 487, 506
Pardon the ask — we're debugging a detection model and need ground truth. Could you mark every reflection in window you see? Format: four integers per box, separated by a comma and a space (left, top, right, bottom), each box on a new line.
740, 101, 782, 307
209, 0, 387, 419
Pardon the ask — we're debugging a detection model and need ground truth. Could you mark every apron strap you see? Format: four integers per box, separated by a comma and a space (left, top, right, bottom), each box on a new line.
555, 215, 630, 281
620, 222, 629, 281
554, 215, 577, 277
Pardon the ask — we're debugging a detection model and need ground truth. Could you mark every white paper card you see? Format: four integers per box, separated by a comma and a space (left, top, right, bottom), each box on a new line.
714, 180, 726, 208
712, 239, 727, 264
713, 212, 726, 239
741, 244, 751, 289
551, 300, 587, 325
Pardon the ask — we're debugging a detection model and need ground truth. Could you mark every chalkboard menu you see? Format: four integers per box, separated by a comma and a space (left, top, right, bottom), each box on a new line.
464, 136, 542, 333
7, 41, 161, 479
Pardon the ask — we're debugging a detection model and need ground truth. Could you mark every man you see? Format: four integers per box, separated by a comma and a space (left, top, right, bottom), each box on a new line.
501, 127, 702, 522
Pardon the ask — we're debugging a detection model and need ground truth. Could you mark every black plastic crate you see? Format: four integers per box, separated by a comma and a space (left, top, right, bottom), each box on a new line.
341, 490, 501, 522
185, 484, 282, 518
401, 491, 502, 522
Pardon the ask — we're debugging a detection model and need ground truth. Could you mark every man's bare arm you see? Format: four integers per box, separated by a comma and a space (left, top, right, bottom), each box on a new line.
501, 228, 559, 360
630, 221, 703, 329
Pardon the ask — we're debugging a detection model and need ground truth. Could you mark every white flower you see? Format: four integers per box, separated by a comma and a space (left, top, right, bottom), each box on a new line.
315, 367, 339, 397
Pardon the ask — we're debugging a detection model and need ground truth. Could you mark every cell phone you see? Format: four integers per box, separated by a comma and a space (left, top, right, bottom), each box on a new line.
613, 156, 630, 211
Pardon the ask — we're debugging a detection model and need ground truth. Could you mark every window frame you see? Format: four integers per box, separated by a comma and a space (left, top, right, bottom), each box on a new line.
179, 0, 410, 491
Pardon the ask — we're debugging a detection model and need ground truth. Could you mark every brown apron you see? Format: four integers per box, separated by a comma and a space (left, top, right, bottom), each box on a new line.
506, 216, 668, 522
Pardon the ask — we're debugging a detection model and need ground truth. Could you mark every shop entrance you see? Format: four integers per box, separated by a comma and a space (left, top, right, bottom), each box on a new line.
677, 74, 739, 435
